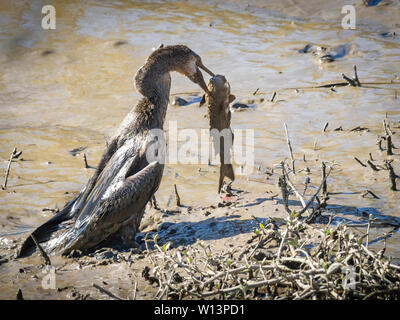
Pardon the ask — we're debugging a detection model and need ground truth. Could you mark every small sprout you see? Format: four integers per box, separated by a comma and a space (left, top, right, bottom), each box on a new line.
326, 229, 331, 236
259, 223, 264, 230
242, 286, 249, 295
152, 234, 159, 244
290, 210, 299, 220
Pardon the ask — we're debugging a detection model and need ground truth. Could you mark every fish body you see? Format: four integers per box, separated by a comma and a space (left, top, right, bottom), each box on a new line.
203, 75, 236, 193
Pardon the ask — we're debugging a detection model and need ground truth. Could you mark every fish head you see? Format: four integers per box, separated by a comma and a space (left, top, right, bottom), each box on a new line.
200, 74, 236, 107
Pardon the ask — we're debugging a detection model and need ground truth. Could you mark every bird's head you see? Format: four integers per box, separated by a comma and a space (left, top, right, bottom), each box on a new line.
158, 45, 215, 95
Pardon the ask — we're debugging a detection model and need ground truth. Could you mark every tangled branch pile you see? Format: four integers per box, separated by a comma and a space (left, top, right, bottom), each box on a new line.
143, 213, 400, 300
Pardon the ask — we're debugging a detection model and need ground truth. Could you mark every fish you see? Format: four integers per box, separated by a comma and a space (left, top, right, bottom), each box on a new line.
201, 75, 236, 193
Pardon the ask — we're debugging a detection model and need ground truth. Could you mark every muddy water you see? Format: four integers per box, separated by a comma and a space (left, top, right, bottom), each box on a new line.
0, 0, 400, 298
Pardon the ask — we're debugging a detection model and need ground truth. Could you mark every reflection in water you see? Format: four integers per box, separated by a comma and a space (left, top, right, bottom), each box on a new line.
0, 0, 399, 266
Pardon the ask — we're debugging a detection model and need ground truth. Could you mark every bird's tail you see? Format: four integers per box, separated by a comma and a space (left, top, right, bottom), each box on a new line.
17, 200, 76, 258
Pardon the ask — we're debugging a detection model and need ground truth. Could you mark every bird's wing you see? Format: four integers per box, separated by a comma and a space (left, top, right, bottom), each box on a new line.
61, 159, 164, 254
17, 137, 121, 257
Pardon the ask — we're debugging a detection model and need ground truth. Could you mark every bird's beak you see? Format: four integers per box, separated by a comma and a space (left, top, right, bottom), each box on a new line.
194, 67, 212, 96
197, 61, 215, 77
195, 61, 215, 96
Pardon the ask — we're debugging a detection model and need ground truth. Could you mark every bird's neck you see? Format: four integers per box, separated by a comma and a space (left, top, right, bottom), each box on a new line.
134, 61, 173, 129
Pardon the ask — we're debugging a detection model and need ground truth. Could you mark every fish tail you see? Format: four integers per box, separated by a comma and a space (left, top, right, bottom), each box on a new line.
218, 163, 235, 193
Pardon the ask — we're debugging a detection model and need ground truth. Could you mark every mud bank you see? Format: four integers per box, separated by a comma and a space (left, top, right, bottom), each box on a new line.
1, 0, 400, 299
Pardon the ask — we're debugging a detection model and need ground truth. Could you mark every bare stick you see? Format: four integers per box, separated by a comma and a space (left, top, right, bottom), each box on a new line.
2, 147, 17, 190
383, 119, 394, 156
93, 283, 124, 300
133, 280, 138, 300
366, 215, 372, 249
83, 153, 89, 168
284, 123, 295, 173
367, 160, 380, 172
386, 135, 393, 156
354, 157, 367, 167
299, 167, 332, 216
174, 184, 181, 207
342, 73, 357, 86
313, 138, 318, 151
361, 190, 380, 199
282, 165, 310, 217
322, 161, 327, 196
151, 195, 159, 210
270, 91, 277, 102
385, 161, 397, 191
353, 65, 361, 87
30, 234, 51, 266
369, 153, 374, 161
322, 122, 329, 132
278, 173, 290, 214
377, 136, 384, 152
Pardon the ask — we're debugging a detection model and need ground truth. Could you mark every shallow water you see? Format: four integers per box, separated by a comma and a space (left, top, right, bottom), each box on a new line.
0, 0, 400, 298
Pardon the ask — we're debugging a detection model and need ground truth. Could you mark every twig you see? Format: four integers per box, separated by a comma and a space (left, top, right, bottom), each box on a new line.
383, 119, 394, 156
313, 138, 318, 151
367, 160, 380, 172
133, 280, 138, 300
278, 174, 290, 214
282, 165, 310, 217
30, 234, 51, 266
385, 160, 398, 191
366, 215, 372, 249
299, 167, 332, 216
322, 161, 327, 196
83, 153, 89, 169
353, 65, 361, 87
354, 157, 367, 167
270, 91, 277, 102
93, 283, 124, 300
174, 184, 181, 207
284, 123, 295, 173
361, 190, 380, 199
2, 147, 17, 190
